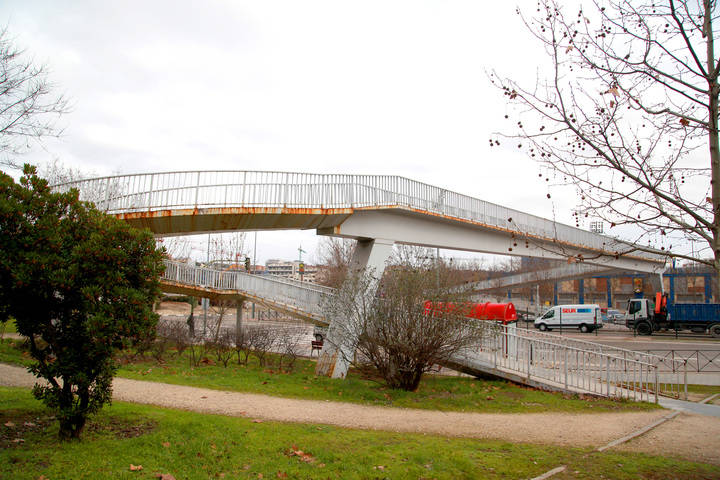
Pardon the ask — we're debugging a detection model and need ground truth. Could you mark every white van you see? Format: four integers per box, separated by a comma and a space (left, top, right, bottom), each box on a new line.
534, 304, 602, 333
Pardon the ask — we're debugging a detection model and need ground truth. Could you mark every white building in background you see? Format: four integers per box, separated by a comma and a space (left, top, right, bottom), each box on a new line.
265, 259, 317, 282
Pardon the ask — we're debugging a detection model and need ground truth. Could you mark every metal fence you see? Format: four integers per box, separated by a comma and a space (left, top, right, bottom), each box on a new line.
54, 170, 663, 262
644, 350, 720, 373
466, 324, 684, 402
519, 327, 688, 373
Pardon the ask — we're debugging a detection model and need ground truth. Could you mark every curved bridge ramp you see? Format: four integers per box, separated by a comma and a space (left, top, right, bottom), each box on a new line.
161, 260, 332, 324
161, 260, 686, 402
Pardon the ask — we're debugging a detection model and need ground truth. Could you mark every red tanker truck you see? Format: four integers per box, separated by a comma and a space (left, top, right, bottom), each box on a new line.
423, 301, 518, 325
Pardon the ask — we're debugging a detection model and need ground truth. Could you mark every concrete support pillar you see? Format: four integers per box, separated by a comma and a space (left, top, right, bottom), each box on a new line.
316, 238, 394, 379
235, 299, 245, 331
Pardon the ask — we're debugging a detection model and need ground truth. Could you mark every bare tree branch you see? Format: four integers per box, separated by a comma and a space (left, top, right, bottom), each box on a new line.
0, 27, 69, 169
491, 0, 720, 298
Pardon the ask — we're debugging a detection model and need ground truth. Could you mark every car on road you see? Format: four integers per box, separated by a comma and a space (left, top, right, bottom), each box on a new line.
601, 308, 624, 324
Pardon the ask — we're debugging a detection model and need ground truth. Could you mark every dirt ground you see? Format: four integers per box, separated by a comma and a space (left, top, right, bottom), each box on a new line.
1, 363, 718, 465
155, 301, 192, 316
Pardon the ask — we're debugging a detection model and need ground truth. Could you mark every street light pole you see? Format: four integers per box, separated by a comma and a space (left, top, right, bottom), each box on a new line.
252, 231, 257, 319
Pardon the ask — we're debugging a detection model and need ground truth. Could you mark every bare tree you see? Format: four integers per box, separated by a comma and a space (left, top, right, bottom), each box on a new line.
315, 237, 356, 288
0, 27, 69, 170
491, 0, 720, 297
157, 236, 194, 261
246, 324, 277, 367
151, 319, 179, 362
276, 326, 306, 372
209, 299, 235, 342
211, 328, 236, 367
208, 233, 249, 268
234, 327, 252, 365
322, 262, 488, 391
39, 159, 128, 208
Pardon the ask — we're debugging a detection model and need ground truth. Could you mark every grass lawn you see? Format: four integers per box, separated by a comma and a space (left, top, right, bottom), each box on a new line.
0, 339, 659, 414
0, 387, 716, 480
685, 384, 720, 397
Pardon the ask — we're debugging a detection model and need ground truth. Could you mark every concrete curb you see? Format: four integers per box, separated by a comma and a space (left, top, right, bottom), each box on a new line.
699, 393, 719, 405
596, 411, 680, 452
530, 465, 566, 480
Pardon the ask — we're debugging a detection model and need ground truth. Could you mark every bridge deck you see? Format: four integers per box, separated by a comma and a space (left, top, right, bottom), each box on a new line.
55, 170, 667, 272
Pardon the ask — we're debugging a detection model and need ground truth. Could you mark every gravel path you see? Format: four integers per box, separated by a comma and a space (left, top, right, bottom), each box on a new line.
2, 363, 718, 464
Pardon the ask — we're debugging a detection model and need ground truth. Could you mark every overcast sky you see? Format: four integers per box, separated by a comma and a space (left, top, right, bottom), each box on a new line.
1, 1, 593, 264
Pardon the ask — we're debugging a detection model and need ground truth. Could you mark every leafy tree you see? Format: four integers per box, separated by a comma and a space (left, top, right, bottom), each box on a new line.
491, 0, 720, 297
0, 28, 69, 169
0, 166, 164, 439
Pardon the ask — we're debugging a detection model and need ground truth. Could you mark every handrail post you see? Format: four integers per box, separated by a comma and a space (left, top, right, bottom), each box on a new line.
148, 174, 154, 211
654, 366, 659, 404
493, 332, 498, 369
195, 171, 201, 208
606, 356, 610, 397
672, 350, 675, 373
526, 340, 531, 380
104, 177, 111, 210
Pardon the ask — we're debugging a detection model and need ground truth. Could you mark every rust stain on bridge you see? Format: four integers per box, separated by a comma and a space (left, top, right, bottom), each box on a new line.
117, 206, 353, 235
117, 206, 354, 220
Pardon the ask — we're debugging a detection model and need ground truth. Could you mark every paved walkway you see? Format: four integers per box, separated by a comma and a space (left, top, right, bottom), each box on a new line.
659, 397, 720, 417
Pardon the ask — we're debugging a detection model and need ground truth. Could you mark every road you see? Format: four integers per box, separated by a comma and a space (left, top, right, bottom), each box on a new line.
516, 322, 720, 352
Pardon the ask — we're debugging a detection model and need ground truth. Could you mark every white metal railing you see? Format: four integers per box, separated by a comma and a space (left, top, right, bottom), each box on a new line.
462, 324, 686, 402
161, 259, 332, 320
517, 327, 687, 373
53, 170, 665, 263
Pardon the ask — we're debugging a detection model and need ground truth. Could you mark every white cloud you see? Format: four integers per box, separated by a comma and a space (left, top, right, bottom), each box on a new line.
0, 0, 592, 263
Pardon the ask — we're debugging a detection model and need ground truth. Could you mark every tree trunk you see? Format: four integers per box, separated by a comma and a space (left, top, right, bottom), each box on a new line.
705, 0, 720, 302
58, 415, 86, 440
57, 383, 90, 440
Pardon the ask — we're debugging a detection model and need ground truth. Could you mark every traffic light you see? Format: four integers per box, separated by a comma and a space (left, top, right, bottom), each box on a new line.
245, 256, 251, 272
299, 262, 305, 274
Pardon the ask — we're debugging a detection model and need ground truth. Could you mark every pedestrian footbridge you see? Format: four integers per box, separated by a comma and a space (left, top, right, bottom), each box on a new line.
56, 171, 667, 273
55, 171, 679, 401
160, 258, 687, 403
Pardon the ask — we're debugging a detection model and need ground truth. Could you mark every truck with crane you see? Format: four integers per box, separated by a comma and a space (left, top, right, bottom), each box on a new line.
625, 292, 720, 337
